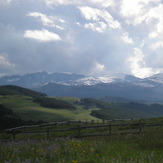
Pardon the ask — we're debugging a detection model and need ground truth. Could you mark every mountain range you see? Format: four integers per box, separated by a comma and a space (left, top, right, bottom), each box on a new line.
1, 71, 163, 101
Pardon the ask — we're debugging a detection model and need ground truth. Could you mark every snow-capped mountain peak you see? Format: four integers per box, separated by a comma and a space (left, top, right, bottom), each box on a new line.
146, 73, 163, 84
1, 71, 163, 101
0, 71, 162, 88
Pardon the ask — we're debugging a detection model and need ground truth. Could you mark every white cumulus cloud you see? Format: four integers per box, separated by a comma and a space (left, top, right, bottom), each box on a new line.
84, 22, 107, 33
24, 29, 62, 42
127, 48, 158, 78
151, 41, 163, 50
43, 0, 114, 8
79, 6, 121, 31
120, 0, 162, 26
27, 12, 65, 30
89, 0, 114, 8
27, 12, 53, 26
147, 4, 163, 39
120, 0, 163, 40
121, 32, 134, 44
90, 61, 106, 75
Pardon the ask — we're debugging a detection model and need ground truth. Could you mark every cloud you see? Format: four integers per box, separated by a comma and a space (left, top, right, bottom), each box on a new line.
89, 0, 114, 8
0, 0, 163, 78
27, 12, 65, 30
43, 0, 114, 8
24, 29, 62, 42
79, 6, 121, 30
121, 32, 134, 44
120, 0, 144, 19
0, 0, 16, 5
0, 54, 13, 67
44, 0, 79, 7
147, 4, 163, 39
90, 61, 106, 75
0, 53, 15, 75
151, 41, 163, 50
27, 12, 53, 26
127, 48, 158, 78
84, 22, 107, 33
120, 0, 163, 39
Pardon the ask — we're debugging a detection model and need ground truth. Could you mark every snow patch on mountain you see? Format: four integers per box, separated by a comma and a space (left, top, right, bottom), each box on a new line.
76, 77, 102, 85
7, 78, 20, 82
96, 76, 114, 83
147, 73, 163, 84
76, 73, 127, 85
0, 71, 163, 88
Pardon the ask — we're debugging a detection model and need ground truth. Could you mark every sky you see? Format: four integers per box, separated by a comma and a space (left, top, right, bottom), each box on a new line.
0, 0, 163, 78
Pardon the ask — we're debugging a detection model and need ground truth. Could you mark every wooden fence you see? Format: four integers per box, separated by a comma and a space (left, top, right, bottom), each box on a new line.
5, 119, 136, 131
3, 120, 163, 140
4, 119, 132, 131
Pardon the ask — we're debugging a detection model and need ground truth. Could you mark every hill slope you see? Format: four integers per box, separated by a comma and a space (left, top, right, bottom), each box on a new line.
0, 86, 99, 124
0, 104, 23, 130
0, 85, 163, 128
79, 98, 163, 119
0, 85, 46, 97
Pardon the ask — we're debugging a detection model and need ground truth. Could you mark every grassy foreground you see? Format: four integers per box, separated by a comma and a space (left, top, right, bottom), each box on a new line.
0, 128, 163, 163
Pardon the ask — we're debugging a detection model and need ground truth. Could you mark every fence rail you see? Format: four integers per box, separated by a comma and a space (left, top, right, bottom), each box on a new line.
2, 120, 163, 140
5, 119, 138, 132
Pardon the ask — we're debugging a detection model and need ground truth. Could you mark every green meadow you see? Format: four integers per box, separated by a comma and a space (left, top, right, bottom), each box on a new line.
0, 91, 163, 163
0, 95, 99, 122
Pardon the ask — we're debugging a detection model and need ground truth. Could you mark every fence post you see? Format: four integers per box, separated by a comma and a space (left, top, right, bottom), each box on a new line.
109, 123, 112, 135
47, 129, 49, 140
68, 120, 70, 126
139, 121, 142, 134
77, 125, 81, 138
12, 131, 16, 141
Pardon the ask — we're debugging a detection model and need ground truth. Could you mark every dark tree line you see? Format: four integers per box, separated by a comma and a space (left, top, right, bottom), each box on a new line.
0, 85, 46, 97
33, 97, 76, 110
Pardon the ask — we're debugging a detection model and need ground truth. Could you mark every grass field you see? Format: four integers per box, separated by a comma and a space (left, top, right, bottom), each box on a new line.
0, 124, 162, 163
0, 87, 162, 162
0, 102, 162, 163
0, 95, 100, 122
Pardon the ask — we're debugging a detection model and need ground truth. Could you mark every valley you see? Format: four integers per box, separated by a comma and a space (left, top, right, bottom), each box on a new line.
1, 85, 163, 130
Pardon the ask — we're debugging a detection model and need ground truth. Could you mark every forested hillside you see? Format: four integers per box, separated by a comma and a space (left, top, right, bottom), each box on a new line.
0, 85, 46, 97
33, 97, 76, 110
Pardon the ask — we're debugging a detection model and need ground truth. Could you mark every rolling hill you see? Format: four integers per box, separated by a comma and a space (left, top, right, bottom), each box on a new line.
0, 85, 163, 130
0, 85, 46, 97
0, 86, 99, 129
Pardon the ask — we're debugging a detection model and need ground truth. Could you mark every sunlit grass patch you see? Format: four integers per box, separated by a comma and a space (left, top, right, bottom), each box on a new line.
0, 95, 99, 122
